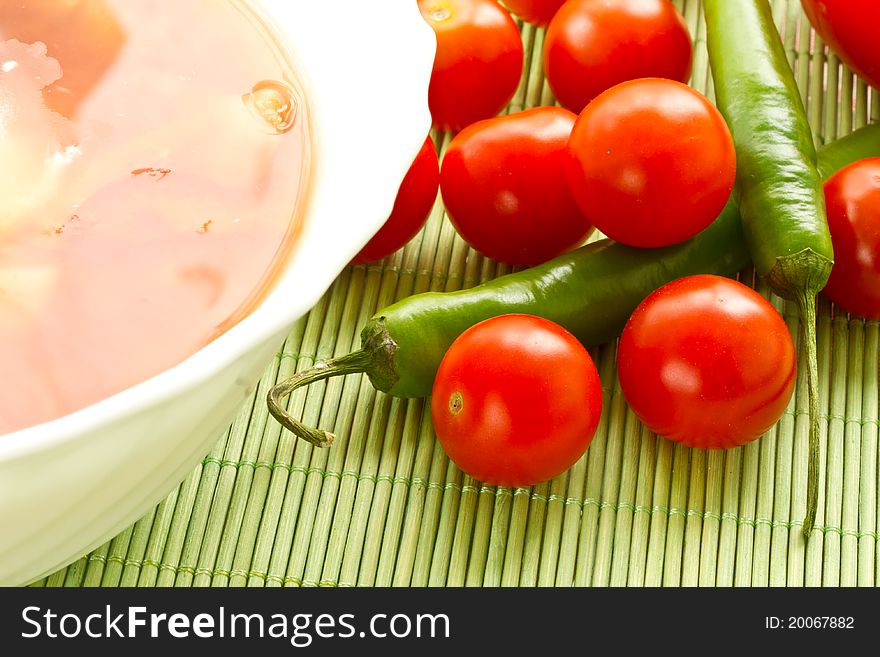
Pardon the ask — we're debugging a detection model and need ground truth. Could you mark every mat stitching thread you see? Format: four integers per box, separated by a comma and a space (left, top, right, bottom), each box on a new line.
194, 451, 880, 536
98, 518, 878, 582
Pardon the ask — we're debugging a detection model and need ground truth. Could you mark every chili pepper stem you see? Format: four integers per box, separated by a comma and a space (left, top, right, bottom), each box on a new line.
267, 350, 373, 448
798, 292, 820, 539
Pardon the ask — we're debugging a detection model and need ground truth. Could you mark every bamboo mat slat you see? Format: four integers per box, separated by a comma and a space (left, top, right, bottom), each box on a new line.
35, 0, 880, 588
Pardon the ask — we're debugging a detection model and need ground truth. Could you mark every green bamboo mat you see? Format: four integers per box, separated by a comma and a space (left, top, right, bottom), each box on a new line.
35, 0, 880, 588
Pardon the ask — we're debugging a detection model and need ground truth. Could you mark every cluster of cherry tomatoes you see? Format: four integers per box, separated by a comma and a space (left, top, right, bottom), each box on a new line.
355, 0, 880, 489
357, 0, 709, 266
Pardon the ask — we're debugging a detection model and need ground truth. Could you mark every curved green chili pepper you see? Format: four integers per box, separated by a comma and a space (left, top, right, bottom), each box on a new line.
816, 123, 880, 181
269, 127, 875, 467
268, 200, 748, 448
355, 199, 747, 401
703, 0, 834, 538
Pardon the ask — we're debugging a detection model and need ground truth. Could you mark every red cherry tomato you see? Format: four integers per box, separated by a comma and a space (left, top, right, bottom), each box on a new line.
418, 0, 524, 132
617, 275, 797, 449
440, 107, 593, 265
431, 314, 603, 487
352, 136, 439, 264
566, 78, 736, 248
821, 157, 880, 319
502, 0, 566, 26
544, 0, 693, 113
801, 0, 880, 90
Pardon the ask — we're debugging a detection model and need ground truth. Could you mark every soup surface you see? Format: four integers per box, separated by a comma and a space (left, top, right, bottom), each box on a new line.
0, 1, 311, 434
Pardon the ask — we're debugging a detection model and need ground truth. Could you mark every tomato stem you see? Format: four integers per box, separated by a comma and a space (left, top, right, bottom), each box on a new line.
267, 350, 372, 448
799, 292, 821, 539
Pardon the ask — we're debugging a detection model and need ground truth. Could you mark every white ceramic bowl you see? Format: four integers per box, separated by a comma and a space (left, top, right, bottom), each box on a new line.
0, 0, 435, 586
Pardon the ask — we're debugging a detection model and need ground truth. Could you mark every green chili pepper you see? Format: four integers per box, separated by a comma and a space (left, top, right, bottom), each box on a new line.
702, 0, 834, 538
268, 199, 748, 448
816, 123, 880, 181
269, 127, 875, 461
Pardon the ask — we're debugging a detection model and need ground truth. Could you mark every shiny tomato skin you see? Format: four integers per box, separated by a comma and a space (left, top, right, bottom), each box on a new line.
431, 314, 603, 487
566, 78, 736, 248
822, 158, 880, 319
801, 1, 880, 90
617, 275, 796, 449
418, 0, 524, 132
352, 137, 439, 264
503, 0, 567, 26
440, 107, 593, 265
544, 0, 693, 113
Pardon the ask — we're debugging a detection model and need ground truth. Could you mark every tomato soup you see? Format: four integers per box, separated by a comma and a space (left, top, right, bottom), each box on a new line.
0, 1, 312, 434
